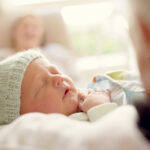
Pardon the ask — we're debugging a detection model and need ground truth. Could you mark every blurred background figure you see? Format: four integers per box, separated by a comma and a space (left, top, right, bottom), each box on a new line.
11, 15, 45, 52
0, 13, 85, 87
0, 0, 138, 87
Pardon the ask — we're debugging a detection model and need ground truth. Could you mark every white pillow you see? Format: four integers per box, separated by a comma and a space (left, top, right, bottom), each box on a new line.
0, 106, 149, 150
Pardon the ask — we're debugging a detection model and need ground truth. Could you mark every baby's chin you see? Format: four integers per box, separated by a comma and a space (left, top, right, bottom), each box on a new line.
65, 102, 79, 116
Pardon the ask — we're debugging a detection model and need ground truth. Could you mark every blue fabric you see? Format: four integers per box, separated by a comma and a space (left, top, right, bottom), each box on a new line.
88, 74, 146, 104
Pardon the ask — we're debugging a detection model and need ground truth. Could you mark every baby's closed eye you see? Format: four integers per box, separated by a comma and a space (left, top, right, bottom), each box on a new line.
49, 65, 61, 75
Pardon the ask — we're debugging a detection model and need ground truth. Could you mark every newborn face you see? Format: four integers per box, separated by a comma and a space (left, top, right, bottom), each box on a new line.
20, 58, 78, 115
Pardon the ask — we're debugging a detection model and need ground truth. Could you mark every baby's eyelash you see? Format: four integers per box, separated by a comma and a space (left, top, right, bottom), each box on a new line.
51, 68, 60, 74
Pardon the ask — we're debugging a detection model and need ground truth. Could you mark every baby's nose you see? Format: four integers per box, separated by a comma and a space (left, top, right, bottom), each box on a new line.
53, 75, 64, 87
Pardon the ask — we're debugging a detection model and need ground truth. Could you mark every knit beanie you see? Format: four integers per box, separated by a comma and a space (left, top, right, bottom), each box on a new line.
0, 49, 44, 125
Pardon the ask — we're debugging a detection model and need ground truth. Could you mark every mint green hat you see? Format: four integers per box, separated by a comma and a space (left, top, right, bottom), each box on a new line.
0, 49, 44, 125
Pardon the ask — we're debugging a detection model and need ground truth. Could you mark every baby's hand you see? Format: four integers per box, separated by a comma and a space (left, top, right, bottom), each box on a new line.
79, 88, 111, 113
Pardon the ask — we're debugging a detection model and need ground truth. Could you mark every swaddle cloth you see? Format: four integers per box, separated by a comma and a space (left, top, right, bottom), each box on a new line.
88, 71, 146, 105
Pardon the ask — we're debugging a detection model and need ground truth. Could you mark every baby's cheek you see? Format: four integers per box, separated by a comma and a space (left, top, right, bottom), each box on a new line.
70, 92, 78, 104
43, 98, 62, 113
67, 96, 79, 115
71, 97, 78, 107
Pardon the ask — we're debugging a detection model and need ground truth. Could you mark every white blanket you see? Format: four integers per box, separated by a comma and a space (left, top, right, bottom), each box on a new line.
0, 106, 149, 150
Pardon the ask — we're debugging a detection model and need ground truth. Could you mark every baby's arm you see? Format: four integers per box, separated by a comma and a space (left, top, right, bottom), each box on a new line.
78, 89, 117, 122
78, 88, 111, 112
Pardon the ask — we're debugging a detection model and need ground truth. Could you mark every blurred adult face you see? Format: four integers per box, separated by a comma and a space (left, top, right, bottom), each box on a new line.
12, 15, 44, 51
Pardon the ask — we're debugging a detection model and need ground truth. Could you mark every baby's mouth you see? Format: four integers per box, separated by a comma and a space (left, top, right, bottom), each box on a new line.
63, 88, 70, 99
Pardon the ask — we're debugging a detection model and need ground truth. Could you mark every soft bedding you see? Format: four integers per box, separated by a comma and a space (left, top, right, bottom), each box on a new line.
0, 106, 149, 150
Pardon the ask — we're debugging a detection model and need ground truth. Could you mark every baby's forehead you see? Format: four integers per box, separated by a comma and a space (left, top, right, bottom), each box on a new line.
32, 57, 58, 70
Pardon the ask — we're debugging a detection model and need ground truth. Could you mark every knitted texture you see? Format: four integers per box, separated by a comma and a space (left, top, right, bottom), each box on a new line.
0, 49, 43, 125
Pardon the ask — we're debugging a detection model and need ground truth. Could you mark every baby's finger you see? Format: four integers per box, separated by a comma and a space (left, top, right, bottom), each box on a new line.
95, 88, 103, 92
106, 89, 111, 102
78, 100, 84, 112
88, 89, 94, 94
78, 94, 85, 101
106, 89, 111, 96
78, 100, 88, 112
78, 89, 86, 100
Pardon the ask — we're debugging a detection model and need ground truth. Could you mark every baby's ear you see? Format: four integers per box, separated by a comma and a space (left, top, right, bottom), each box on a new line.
138, 15, 150, 47
134, 100, 150, 141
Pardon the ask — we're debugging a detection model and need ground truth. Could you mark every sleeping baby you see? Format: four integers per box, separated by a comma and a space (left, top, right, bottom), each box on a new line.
2, 49, 146, 125
0, 49, 119, 125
